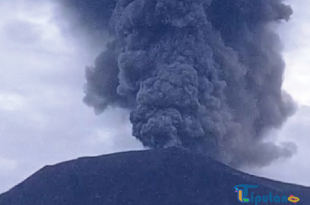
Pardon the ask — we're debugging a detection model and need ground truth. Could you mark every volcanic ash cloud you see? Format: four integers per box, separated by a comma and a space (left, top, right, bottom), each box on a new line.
63, 0, 296, 167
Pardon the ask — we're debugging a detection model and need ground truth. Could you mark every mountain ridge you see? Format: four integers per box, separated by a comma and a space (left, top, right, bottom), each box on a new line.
0, 148, 308, 205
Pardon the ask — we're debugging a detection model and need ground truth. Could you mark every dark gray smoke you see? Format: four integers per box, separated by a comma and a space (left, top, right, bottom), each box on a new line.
62, 0, 296, 167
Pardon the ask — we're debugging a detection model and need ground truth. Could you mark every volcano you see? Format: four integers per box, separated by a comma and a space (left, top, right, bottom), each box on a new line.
0, 148, 308, 205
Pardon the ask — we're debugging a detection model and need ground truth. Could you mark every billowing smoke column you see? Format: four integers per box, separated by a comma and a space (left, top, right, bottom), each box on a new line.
63, 0, 296, 167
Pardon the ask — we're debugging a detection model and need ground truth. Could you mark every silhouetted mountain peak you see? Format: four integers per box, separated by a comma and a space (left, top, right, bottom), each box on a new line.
0, 148, 308, 205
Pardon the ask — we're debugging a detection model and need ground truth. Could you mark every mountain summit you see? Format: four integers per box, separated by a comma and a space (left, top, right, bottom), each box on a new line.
0, 148, 308, 205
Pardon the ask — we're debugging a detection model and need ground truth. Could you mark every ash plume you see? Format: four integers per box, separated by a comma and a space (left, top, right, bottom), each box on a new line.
62, 0, 296, 167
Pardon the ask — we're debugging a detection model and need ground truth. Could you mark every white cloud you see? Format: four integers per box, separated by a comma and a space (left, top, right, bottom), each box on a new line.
281, 0, 310, 106
0, 92, 27, 111
0, 157, 17, 173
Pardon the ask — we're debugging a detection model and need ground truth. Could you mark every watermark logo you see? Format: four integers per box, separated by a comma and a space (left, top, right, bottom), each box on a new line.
288, 195, 300, 203
234, 184, 259, 203
233, 184, 300, 204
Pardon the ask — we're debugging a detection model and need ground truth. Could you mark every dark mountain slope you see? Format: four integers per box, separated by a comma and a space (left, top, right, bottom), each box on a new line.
0, 148, 308, 205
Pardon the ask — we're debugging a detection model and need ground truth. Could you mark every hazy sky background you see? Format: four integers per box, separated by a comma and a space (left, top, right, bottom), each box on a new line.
0, 0, 309, 193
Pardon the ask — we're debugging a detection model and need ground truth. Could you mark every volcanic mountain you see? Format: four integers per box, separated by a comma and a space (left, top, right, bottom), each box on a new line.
0, 148, 308, 205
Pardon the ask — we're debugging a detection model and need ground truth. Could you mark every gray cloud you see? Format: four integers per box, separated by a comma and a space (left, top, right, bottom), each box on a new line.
68, 0, 296, 167
244, 106, 310, 186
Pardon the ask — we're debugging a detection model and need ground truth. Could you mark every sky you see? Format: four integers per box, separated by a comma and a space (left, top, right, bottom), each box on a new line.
244, 0, 310, 185
0, 0, 309, 193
